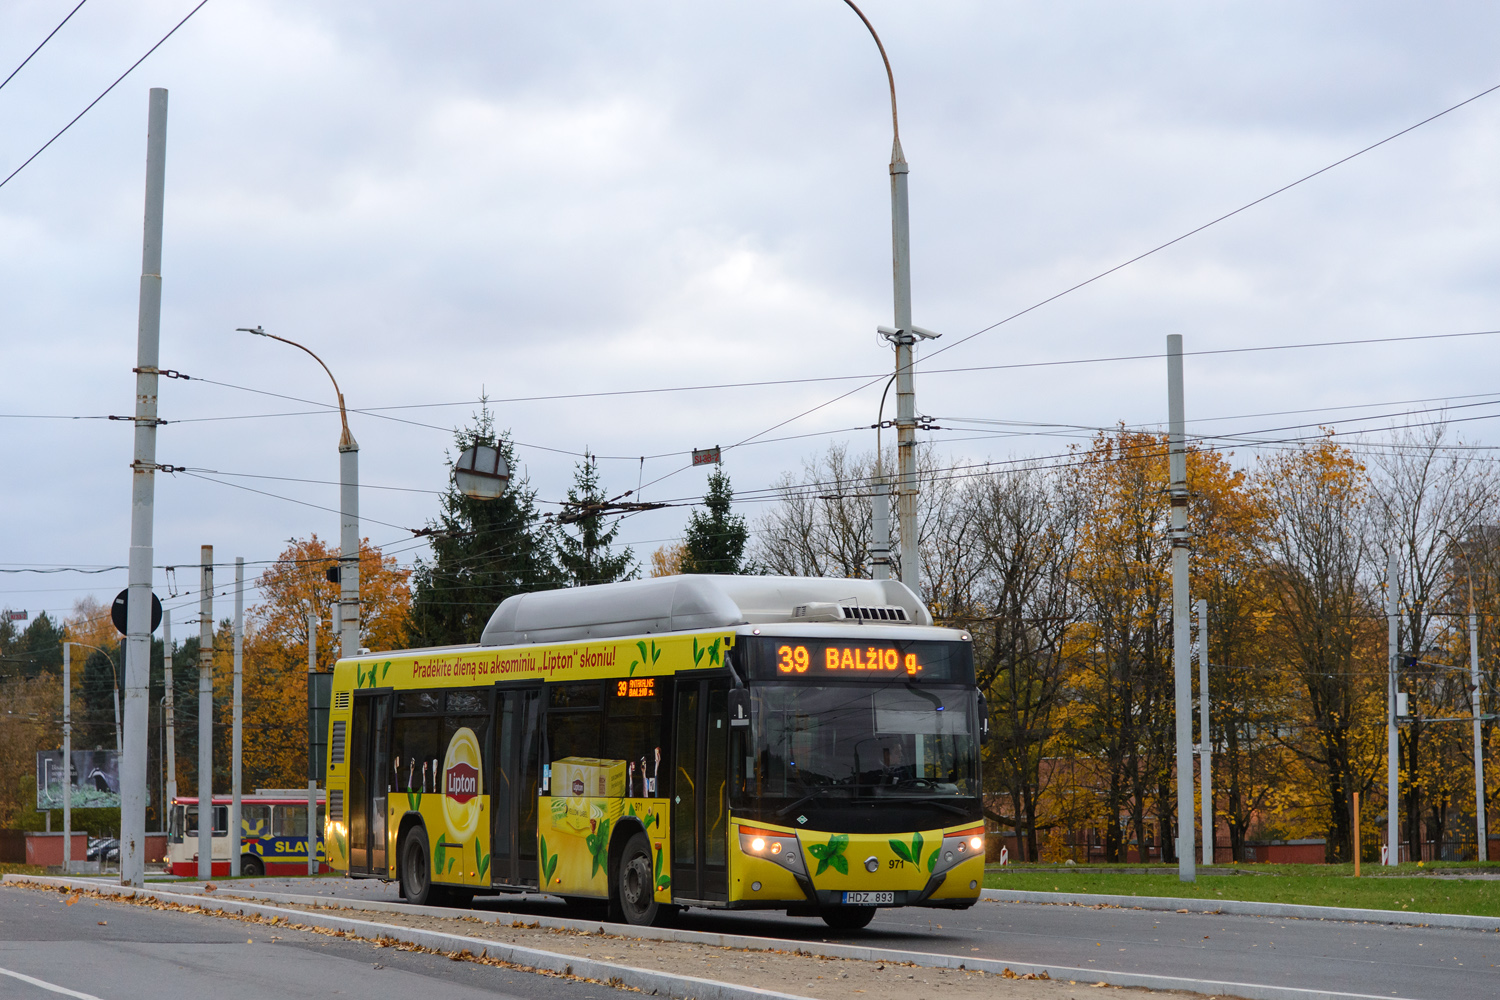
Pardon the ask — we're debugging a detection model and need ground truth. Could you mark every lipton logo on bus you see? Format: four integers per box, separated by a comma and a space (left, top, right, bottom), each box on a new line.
445, 762, 479, 803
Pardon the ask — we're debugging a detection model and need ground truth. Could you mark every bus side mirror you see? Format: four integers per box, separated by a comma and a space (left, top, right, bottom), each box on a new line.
728, 689, 750, 727
977, 693, 990, 738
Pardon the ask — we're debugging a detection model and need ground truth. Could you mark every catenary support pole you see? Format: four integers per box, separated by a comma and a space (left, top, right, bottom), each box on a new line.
63, 644, 72, 873
1469, 584, 1487, 862
1387, 553, 1399, 864
198, 547, 213, 881
307, 607, 318, 876
870, 478, 892, 580
163, 611, 175, 806
340, 440, 360, 661
231, 557, 244, 876
842, 1, 923, 594
1167, 334, 1195, 882
890, 139, 920, 594
121, 86, 168, 888
1198, 598, 1212, 867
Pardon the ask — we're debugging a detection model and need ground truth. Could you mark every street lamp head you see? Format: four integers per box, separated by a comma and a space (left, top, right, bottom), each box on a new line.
235, 326, 267, 337
454, 444, 510, 500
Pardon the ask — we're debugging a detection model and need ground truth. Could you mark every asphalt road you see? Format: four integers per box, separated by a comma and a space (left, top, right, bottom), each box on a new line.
0, 884, 631, 1000
224, 876, 1500, 1000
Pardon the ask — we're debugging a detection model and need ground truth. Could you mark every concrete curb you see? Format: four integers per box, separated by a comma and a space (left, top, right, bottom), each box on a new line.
12, 875, 1429, 1000
2, 875, 808, 1000
980, 887, 1500, 932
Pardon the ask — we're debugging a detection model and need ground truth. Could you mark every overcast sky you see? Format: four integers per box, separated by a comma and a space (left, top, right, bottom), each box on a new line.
5, 1, 1500, 626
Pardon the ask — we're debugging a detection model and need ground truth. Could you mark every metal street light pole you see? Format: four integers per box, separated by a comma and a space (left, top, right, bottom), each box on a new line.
1167, 334, 1194, 883
235, 327, 360, 660
306, 604, 319, 877
62, 643, 72, 873
198, 547, 214, 881
232, 556, 244, 877
1197, 599, 1213, 867
1386, 552, 1400, 865
1468, 566, 1488, 862
843, 0, 935, 595
1443, 531, 1488, 863
163, 610, 176, 807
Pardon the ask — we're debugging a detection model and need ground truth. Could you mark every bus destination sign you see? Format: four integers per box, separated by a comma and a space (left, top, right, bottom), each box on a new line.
746, 636, 972, 683
777, 643, 921, 675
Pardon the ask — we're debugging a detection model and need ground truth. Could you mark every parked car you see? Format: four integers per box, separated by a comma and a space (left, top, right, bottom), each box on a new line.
86, 838, 119, 863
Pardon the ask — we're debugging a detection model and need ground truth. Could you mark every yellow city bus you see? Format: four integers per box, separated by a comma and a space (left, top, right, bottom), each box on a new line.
323, 576, 984, 928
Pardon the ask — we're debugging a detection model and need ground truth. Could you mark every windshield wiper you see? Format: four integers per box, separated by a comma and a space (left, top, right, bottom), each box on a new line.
775, 785, 842, 818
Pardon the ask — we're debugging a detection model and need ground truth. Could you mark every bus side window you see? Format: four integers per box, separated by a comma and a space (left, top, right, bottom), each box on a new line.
274, 804, 308, 838
214, 806, 229, 836
185, 806, 199, 837
241, 804, 270, 837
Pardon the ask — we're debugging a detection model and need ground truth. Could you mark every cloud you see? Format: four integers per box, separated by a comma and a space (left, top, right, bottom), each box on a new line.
3, 0, 1500, 617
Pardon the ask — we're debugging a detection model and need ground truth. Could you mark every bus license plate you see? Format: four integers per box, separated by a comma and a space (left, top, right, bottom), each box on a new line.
842, 891, 893, 905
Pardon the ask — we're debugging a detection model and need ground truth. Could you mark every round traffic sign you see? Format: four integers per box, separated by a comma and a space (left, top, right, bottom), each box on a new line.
111, 589, 163, 635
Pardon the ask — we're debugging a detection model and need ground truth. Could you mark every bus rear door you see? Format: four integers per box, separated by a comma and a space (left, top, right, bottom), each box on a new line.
348, 690, 392, 874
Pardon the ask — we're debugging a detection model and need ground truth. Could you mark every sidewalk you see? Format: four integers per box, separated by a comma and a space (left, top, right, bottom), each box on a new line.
6, 875, 1427, 1000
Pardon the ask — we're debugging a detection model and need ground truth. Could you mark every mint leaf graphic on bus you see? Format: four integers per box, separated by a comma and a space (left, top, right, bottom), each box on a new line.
586, 817, 612, 878
807, 834, 848, 875
654, 843, 671, 891
889, 831, 923, 867
630, 640, 663, 677
539, 837, 559, 886
691, 636, 721, 667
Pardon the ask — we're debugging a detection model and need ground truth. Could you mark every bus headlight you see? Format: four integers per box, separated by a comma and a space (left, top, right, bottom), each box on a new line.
737, 826, 806, 876
931, 827, 986, 877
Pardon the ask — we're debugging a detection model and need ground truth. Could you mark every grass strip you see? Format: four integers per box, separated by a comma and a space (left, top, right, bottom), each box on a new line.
985, 869, 1500, 917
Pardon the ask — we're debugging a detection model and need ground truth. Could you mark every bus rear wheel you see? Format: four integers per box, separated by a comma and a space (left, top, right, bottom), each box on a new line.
612, 832, 659, 926
400, 827, 435, 906
820, 906, 876, 930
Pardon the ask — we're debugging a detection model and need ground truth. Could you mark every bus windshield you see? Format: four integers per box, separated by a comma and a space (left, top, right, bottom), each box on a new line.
737, 681, 979, 831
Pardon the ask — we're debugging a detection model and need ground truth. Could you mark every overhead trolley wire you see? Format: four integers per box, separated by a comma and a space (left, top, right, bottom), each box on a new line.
0, 0, 89, 95
915, 83, 1500, 370
682, 80, 1500, 495
0, 0, 212, 193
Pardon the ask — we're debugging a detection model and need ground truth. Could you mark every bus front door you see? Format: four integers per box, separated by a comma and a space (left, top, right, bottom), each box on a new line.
673, 677, 730, 901
348, 690, 392, 875
491, 683, 543, 886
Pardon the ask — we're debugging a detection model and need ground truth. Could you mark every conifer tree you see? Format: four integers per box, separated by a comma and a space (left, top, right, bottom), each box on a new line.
680, 468, 750, 575
408, 407, 562, 645
556, 455, 637, 587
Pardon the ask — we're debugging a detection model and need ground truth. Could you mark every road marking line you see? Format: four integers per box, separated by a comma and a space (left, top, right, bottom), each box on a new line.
0, 965, 105, 1000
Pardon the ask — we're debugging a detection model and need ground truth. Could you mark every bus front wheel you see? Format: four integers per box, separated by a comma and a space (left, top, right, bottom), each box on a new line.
400, 827, 435, 906
612, 832, 659, 926
241, 855, 263, 878
820, 906, 876, 930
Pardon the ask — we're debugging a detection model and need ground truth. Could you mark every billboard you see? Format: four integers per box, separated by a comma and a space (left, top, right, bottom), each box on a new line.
36, 750, 121, 810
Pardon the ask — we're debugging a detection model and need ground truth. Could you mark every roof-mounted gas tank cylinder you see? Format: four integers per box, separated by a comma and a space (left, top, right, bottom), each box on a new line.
479, 575, 931, 647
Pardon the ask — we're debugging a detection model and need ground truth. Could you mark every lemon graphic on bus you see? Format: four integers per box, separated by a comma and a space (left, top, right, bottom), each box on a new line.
442, 727, 483, 843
